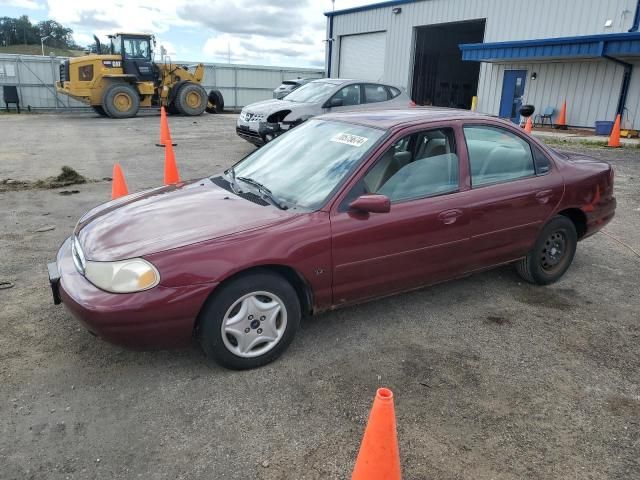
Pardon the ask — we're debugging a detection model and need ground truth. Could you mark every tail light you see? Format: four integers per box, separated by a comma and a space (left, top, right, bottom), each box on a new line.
409, 100, 416, 108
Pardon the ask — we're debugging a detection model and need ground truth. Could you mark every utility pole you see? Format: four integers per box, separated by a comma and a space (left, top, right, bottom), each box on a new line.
41, 35, 50, 56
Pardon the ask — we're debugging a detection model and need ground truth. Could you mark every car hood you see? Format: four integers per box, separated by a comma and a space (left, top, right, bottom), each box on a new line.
244, 98, 315, 115
75, 179, 295, 261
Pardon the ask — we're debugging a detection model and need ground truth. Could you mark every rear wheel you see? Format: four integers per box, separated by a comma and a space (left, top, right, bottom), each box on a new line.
174, 82, 207, 116
206, 89, 225, 114
92, 105, 108, 117
102, 83, 140, 119
198, 270, 301, 369
515, 215, 577, 285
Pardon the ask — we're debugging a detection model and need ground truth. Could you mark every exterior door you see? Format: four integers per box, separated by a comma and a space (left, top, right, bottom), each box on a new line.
499, 70, 527, 123
120, 36, 155, 82
330, 127, 471, 306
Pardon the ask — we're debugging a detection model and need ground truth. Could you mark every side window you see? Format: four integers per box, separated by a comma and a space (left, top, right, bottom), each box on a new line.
333, 84, 361, 106
388, 86, 401, 98
364, 84, 389, 103
464, 126, 535, 187
533, 146, 551, 174
360, 128, 459, 202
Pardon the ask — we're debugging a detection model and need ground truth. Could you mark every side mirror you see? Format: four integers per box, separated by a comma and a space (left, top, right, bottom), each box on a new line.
349, 194, 390, 214
325, 97, 343, 108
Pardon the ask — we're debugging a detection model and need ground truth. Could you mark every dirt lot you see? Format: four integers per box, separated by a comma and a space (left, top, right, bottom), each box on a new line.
1, 112, 639, 480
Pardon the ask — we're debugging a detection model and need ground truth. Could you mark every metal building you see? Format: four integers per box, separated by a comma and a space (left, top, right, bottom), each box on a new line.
325, 0, 640, 130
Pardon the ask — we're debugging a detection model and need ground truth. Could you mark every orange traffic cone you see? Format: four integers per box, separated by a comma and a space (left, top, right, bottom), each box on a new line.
164, 141, 180, 185
608, 114, 621, 148
351, 388, 401, 480
156, 106, 177, 147
524, 117, 533, 133
554, 100, 567, 130
111, 163, 129, 200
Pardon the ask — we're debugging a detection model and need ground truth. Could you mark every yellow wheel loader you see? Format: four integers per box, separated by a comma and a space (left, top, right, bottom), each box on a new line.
56, 33, 224, 119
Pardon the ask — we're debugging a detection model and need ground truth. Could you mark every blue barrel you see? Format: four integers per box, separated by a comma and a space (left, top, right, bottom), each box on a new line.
595, 121, 614, 136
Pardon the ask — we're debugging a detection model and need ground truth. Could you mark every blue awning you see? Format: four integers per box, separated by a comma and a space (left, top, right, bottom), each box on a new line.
460, 32, 640, 62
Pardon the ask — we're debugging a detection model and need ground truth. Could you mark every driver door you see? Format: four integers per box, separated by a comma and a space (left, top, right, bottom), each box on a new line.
121, 36, 156, 83
330, 126, 472, 306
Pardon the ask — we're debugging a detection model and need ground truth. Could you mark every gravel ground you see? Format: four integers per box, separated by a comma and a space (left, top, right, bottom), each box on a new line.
1, 112, 639, 480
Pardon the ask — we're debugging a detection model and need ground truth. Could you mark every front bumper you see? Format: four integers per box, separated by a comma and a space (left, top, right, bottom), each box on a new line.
49, 237, 217, 350
236, 116, 285, 146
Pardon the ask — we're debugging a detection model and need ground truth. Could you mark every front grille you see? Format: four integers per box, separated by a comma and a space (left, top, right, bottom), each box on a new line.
236, 125, 260, 138
59, 60, 70, 82
240, 111, 265, 122
210, 176, 269, 206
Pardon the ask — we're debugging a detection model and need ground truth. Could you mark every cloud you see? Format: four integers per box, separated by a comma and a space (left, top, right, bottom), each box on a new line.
10, 0, 375, 67
0, 0, 43, 9
177, 1, 308, 38
76, 10, 119, 30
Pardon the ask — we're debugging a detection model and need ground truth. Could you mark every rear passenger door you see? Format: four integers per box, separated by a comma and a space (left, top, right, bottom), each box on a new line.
462, 124, 563, 269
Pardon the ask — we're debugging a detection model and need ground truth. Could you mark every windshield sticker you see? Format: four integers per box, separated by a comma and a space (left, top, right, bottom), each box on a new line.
330, 133, 369, 147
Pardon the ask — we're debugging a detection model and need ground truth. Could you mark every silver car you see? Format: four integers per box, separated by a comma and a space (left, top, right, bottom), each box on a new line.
236, 79, 411, 146
273, 78, 316, 99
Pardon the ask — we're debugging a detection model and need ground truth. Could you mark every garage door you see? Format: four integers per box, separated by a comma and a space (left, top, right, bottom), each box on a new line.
339, 31, 387, 81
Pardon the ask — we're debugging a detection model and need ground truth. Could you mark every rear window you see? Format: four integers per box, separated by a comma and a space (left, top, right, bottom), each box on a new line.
364, 84, 389, 103
282, 81, 299, 86
388, 87, 401, 98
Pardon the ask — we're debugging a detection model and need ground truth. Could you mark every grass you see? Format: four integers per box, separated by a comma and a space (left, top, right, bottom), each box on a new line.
0, 45, 86, 57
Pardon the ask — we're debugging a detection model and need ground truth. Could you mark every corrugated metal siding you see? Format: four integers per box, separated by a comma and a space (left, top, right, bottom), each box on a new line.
477, 60, 625, 128
624, 61, 640, 129
328, 0, 639, 127
330, 0, 636, 87
0, 54, 323, 110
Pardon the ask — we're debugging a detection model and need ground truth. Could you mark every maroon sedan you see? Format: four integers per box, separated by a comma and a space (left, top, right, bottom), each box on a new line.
48, 109, 616, 369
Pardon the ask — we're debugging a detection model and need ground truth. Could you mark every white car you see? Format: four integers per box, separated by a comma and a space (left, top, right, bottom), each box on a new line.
236, 79, 411, 146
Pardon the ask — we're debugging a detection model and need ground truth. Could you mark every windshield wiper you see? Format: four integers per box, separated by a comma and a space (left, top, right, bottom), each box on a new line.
224, 166, 240, 192
237, 176, 287, 210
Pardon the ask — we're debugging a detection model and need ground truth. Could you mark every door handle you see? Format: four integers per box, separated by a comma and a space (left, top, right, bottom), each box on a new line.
437, 209, 463, 225
535, 190, 553, 204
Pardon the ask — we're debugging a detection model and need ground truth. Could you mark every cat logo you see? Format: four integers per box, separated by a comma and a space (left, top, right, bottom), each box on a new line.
102, 60, 122, 68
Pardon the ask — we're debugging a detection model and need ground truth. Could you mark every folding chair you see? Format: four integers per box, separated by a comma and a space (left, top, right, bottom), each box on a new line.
535, 106, 554, 127
3, 86, 20, 113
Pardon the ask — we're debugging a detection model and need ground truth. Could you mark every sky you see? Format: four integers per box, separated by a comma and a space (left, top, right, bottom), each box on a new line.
0, 0, 382, 67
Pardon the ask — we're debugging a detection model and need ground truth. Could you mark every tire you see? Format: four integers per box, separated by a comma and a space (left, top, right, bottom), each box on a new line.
206, 89, 225, 114
92, 105, 108, 117
174, 82, 207, 116
198, 270, 301, 369
101, 83, 140, 119
515, 215, 577, 285
166, 102, 179, 115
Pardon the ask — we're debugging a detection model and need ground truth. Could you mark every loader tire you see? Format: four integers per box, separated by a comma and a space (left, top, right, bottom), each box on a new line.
175, 83, 207, 116
206, 89, 225, 114
102, 83, 140, 119
92, 105, 109, 117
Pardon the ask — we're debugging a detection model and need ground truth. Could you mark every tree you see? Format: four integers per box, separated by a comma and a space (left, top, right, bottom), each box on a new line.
0, 16, 79, 49
37, 20, 74, 48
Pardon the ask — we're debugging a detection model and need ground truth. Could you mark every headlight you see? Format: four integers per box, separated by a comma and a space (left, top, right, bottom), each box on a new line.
84, 258, 160, 293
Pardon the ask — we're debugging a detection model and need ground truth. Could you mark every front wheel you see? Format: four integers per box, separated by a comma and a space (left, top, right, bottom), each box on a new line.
198, 270, 301, 369
174, 82, 207, 116
515, 215, 577, 285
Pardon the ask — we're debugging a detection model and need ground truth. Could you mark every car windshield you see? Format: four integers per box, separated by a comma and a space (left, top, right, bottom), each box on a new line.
232, 120, 386, 210
284, 81, 336, 103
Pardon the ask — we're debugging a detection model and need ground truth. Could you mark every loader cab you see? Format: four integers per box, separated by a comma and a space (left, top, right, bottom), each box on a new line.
110, 33, 156, 83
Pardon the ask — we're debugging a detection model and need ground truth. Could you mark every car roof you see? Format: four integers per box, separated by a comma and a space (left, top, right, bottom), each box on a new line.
318, 107, 498, 130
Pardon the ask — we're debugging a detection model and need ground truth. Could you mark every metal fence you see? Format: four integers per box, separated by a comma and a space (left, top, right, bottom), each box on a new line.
0, 53, 324, 111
